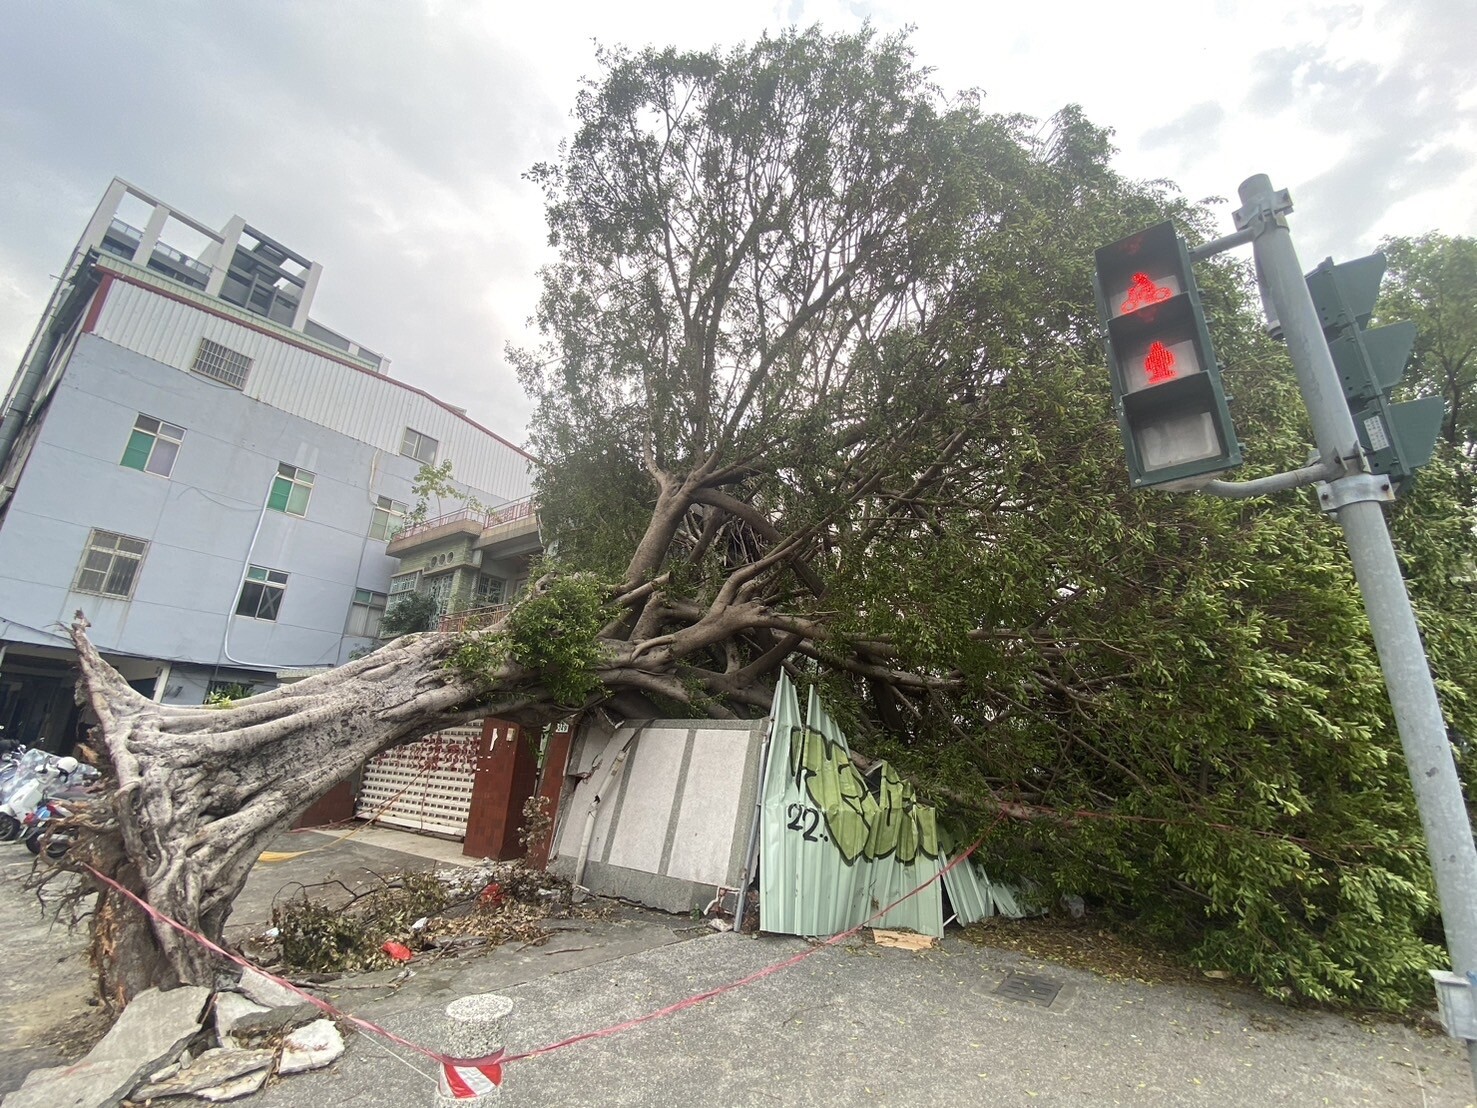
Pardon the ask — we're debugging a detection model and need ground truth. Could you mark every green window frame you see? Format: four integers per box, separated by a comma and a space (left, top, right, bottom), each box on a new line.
369, 495, 408, 541
268, 463, 315, 517
236, 565, 288, 621
119, 414, 185, 477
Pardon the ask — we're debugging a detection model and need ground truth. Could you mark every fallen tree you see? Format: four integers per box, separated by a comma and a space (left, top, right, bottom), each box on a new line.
65, 28, 1477, 1013
69, 27, 1009, 1001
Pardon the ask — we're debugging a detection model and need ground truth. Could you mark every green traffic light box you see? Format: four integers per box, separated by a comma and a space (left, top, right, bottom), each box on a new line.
1093, 221, 1242, 490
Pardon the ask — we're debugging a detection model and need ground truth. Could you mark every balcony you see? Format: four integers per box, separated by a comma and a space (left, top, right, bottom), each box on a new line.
476, 497, 540, 557
385, 498, 540, 558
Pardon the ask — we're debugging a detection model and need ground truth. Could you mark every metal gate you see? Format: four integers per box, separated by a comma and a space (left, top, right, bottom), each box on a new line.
355, 724, 482, 838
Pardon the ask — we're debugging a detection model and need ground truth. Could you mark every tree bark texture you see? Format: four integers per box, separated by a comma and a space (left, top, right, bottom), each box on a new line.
69, 619, 548, 1000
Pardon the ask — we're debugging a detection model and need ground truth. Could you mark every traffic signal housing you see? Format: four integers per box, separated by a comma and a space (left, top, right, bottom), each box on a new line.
1305, 254, 1442, 495
1093, 221, 1242, 490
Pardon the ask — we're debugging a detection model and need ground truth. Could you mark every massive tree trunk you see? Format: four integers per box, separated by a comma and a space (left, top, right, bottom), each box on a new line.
69, 617, 562, 1001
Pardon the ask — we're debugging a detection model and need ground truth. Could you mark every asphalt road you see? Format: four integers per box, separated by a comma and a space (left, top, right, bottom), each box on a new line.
2, 829, 1473, 1107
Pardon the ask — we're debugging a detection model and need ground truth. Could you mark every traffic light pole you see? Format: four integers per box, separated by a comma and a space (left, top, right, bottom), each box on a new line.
1235, 174, 1477, 1080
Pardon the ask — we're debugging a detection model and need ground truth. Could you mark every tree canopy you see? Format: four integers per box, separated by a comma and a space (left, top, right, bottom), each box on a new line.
68, 26, 1477, 1014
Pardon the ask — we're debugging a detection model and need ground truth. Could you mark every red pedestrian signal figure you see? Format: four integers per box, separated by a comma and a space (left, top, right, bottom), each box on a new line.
1121, 272, 1173, 314
1144, 340, 1176, 383
1094, 220, 1241, 486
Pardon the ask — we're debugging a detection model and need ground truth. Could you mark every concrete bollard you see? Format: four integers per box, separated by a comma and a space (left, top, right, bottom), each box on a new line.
433, 993, 514, 1105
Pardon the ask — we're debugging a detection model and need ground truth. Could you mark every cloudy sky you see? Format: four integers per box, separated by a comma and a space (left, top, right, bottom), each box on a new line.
2, 0, 1472, 447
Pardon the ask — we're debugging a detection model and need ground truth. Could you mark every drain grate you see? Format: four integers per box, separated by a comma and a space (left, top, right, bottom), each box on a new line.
994, 971, 1062, 1007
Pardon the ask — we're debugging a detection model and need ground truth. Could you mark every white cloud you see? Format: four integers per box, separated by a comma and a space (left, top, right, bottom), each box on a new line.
1, 0, 1472, 446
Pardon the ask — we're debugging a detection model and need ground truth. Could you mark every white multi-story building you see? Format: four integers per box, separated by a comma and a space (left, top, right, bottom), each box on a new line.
0, 179, 533, 748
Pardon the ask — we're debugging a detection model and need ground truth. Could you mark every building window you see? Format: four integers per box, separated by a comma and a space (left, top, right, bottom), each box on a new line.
474, 574, 505, 606
120, 414, 184, 477
401, 428, 438, 465
73, 529, 148, 599
388, 571, 420, 596
268, 463, 314, 516
347, 589, 388, 638
425, 573, 454, 614
369, 496, 407, 541
236, 565, 288, 621
191, 338, 253, 389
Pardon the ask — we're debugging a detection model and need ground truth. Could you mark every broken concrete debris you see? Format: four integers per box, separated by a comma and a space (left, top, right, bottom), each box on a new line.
277, 1018, 347, 1074
225, 1002, 323, 1045
192, 1068, 271, 1103
131, 1048, 275, 1100
0, 975, 345, 1108
1, 985, 210, 1108
213, 992, 271, 1048
236, 966, 305, 1009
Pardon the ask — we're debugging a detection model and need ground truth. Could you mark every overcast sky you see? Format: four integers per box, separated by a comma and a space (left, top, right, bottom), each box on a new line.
2, 0, 1472, 447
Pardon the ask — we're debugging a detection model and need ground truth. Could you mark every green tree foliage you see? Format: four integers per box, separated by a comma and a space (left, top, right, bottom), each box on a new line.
403, 459, 485, 528
504, 28, 1477, 1011
1380, 233, 1477, 460
378, 591, 440, 637
450, 572, 616, 706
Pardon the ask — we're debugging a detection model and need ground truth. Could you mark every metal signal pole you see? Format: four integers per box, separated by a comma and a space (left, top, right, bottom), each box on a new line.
1235, 174, 1477, 1084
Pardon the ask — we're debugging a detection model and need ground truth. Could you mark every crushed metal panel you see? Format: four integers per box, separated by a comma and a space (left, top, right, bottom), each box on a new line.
942, 855, 996, 925
988, 881, 1032, 919
940, 825, 1034, 923
760, 675, 943, 939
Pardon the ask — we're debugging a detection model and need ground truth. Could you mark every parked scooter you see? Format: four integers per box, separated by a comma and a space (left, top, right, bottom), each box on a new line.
23, 788, 84, 858
0, 750, 51, 842
0, 754, 88, 843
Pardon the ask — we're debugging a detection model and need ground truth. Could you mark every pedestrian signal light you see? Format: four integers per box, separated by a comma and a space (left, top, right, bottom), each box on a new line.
1093, 221, 1242, 489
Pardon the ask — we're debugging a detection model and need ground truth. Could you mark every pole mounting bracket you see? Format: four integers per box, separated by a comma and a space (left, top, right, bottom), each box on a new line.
1314, 472, 1395, 512
1233, 188, 1294, 239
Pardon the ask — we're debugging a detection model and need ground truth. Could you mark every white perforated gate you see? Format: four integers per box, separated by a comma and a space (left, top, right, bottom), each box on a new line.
355, 724, 482, 838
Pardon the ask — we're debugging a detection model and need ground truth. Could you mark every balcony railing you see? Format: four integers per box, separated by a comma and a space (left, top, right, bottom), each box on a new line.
439, 603, 511, 633
390, 497, 537, 545
486, 497, 535, 527
392, 506, 488, 544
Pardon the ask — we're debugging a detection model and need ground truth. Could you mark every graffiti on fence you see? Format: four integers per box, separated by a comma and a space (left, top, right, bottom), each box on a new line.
787, 724, 939, 865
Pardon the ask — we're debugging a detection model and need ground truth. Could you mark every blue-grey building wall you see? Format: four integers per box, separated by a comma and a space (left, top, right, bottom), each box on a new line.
0, 332, 499, 680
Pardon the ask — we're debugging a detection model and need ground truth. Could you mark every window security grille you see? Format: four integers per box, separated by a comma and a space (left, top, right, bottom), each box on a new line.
191, 338, 253, 389
74, 530, 149, 599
